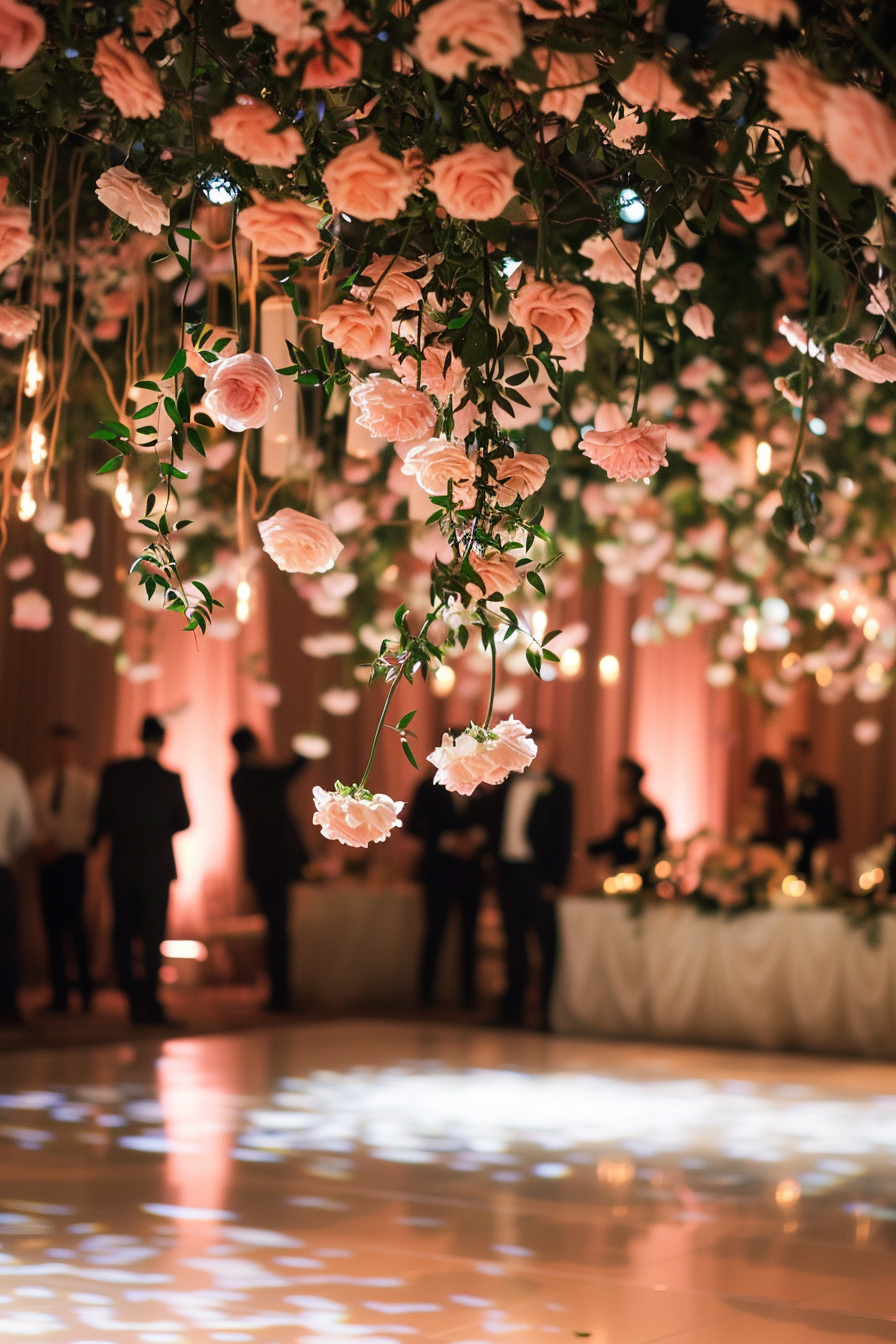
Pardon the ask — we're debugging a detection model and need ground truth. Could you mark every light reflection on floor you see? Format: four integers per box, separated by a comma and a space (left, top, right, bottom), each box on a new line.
0, 1023, 895, 1342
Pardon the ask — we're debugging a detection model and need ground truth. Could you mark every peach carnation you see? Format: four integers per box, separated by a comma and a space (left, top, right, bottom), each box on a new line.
580, 228, 652, 286
92, 30, 164, 119
236, 191, 323, 256
235, 0, 343, 40
350, 375, 437, 443
259, 507, 344, 574
764, 53, 827, 141
204, 351, 283, 431
0, 0, 44, 68
517, 47, 600, 122
830, 344, 896, 384
95, 166, 169, 235
320, 298, 394, 360
393, 342, 464, 399
353, 254, 425, 310
682, 303, 715, 339
494, 451, 549, 504
0, 302, 38, 346
313, 785, 403, 847
413, 0, 523, 83
429, 143, 522, 221
508, 279, 593, 357
467, 550, 522, 598
730, 175, 767, 223
823, 85, 896, 193
401, 438, 476, 504
210, 99, 305, 168
0, 193, 32, 272
616, 59, 699, 118
11, 589, 51, 631
131, 0, 179, 51
427, 718, 537, 795
725, 0, 798, 24
323, 135, 416, 221
296, 11, 365, 88
580, 419, 669, 482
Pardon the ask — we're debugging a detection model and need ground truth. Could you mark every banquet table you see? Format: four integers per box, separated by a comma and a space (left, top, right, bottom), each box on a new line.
552, 899, 896, 1056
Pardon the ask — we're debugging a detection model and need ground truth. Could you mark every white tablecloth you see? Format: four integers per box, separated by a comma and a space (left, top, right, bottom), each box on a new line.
289, 881, 456, 1010
553, 899, 896, 1056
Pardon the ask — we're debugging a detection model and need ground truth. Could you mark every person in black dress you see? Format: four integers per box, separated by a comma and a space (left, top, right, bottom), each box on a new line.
407, 774, 488, 1011
588, 757, 666, 870
785, 735, 839, 878
93, 716, 190, 1024
230, 726, 307, 1012
746, 756, 789, 849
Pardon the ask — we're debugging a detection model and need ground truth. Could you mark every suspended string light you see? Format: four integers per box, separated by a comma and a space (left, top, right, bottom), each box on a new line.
23, 349, 44, 399
18, 475, 36, 521
236, 573, 252, 624
28, 422, 46, 467
113, 465, 133, 519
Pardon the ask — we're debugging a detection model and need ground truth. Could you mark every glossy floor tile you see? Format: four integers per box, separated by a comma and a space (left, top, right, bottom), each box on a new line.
1, 1021, 896, 1341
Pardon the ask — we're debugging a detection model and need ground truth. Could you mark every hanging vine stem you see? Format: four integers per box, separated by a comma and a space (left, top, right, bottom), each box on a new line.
484, 633, 496, 730
788, 169, 820, 479
628, 213, 656, 425
358, 675, 403, 790
230, 198, 243, 351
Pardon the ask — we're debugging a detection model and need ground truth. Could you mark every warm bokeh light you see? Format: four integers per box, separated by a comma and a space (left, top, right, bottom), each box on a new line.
432, 663, 456, 697
755, 440, 772, 475
160, 939, 209, 961
559, 647, 582, 679
598, 654, 620, 685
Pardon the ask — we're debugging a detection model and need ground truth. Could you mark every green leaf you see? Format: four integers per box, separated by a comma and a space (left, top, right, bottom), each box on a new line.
132, 402, 157, 420
193, 412, 215, 428
525, 646, 542, 678
163, 396, 182, 427
96, 455, 123, 475
186, 426, 206, 456
401, 739, 419, 770
397, 710, 417, 731
526, 571, 546, 595
163, 348, 187, 380
90, 428, 120, 442
176, 227, 202, 241
133, 380, 161, 392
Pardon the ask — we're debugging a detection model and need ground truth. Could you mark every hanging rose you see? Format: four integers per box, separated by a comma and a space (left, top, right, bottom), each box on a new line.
91, 30, 164, 120
412, 0, 523, 82
580, 420, 669, 482
11, 589, 51, 630
830, 345, 896, 383
0, 302, 38, 346
210, 98, 305, 168
352, 254, 425, 310
763, 53, 827, 140
319, 298, 394, 361
235, 0, 344, 41
401, 438, 476, 504
312, 784, 404, 846
236, 191, 324, 257
350, 375, 437, 443
516, 48, 600, 122
615, 59, 699, 118
508, 279, 594, 357
131, 0, 179, 51
427, 718, 538, 795
466, 550, 522, 598
822, 85, 896, 193
258, 507, 344, 574
682, 303, 715, 339
0, 185, 33, 270
95, 166, 169, 235
0, 0, 44, 69
493, 451, 549, 504
429, 144, 522, 221
204, 352, 283, 431
322, 135, 417, 221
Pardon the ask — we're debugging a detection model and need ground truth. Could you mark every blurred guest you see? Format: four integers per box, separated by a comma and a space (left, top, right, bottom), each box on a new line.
786, 735, 839, 878
31, 725, 98, 1014
741, 756, 789, 849
407, 772, 488, 1011
230, 727, 307, 1012
491, 737, 573, 1029
93, 716, 190, 1024
0, 751, 33, 1024
588, 758, 666, 869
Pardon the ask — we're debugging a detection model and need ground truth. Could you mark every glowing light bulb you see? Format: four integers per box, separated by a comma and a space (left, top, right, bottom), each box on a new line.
17, 475, 36, 521
781, 875, 806, 899
655, 860, 672, 878
559, 647, 582, 679
853, 603, 868, 625
817, 601, 835, 626
776, 1179, 801, 1207
742, 617, 758, 653
756, 440, 772, 475
815, 666, 833, 687
867, 661, 884, 685
236, 577, 252, 624
432, 663, 456, 697
863, 616, 880, 642
114, 465, 133, 519
23, 349, 43, 398
27, 423, 46, 467
531, 609, 548, 643
781, 652, 800, 670
598, 654, 620, 685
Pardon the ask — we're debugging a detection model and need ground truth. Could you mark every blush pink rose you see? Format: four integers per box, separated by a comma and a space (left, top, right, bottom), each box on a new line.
580, 419, 669, 482
401, 437, 476, 504
204, 352, 283, 431
508, 279, 593, 356
0, 194, 32, 271
764, 53, 827, 140
95, 166, 169, 234
259, 507, 344, 573
312, 785, 404, 847
235, 0, 343, 39
393, 342, 464, 399
237, 191, 323, 256
350, 375, 437, 442
413, 0, 523, 82
831, 344, 896, 384
427, 717, 537, 795
0, 0, 43, 67
353, 254, 425, 310
210, 99, 305, 168
323, 135, 416, 221
92, 30, 164, 119
131, 0, 179, 51
730, 175, 767, 223
494, 451, 549, 504
580, 227, 653, 286
320, 298, 394, 360
467, 550, 522, 598
0, 302, 38, 346
519, 0, 594, 13
11, 589, 51, 631
293, 11, 365, 88
823, 85, 896, 193
517, 47, 600, 122
682, 303, 715, 339
616, 59, 699, 118
429, 144, 522, 221
725, 0, 798, 23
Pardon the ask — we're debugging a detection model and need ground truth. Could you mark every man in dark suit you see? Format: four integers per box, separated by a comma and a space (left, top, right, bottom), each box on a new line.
786, 735, 839, 879
489, 737, 573, 1030
407, 773, 488, 1011
230, 726, 307, 1012
93, 716, 190, 1024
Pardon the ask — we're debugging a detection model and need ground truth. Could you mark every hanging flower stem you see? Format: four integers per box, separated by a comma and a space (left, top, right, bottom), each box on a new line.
628, 215, 655, 425
358, 674, 403, 790
789, 170, 820, 478
230, 198, 243, 351
484, 635, 496, 730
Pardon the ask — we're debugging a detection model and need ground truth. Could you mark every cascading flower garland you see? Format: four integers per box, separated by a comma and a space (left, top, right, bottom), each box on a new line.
2, 0, 896, 835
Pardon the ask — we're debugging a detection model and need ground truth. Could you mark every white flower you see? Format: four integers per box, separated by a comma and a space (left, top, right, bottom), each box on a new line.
426, 717, 537, 795
312, 785, 404, 847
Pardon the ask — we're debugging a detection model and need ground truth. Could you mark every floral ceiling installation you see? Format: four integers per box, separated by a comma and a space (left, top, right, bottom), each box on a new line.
1, 0, 896, 836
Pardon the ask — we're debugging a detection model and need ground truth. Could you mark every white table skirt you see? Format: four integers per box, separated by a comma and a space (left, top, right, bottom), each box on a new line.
289, 880, 457, 1010
552, 899, 896, 1056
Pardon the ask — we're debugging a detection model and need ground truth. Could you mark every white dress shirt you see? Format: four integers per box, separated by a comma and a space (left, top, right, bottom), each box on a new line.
31, 764, 98, 855
500, 772, 549, 863
0, 755, 33, 866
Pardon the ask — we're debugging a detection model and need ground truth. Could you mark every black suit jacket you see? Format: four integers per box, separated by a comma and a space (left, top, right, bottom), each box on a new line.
491, 773, 574, 889
231, 754, 308, 886
791, 775, 839, 873
406, 776, 486, 889
94, 756, 190, 885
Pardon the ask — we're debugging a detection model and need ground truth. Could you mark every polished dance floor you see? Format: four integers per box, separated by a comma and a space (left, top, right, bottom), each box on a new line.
1, 1023, 896, 1342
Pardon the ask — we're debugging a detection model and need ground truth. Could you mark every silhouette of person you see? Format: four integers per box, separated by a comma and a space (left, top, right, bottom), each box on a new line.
0, 750, 32, 1024
230, 726, 308, 1012
93, 716, 190, 1023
